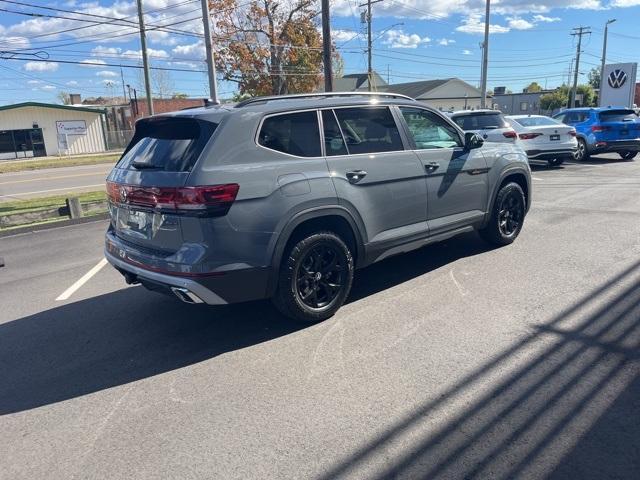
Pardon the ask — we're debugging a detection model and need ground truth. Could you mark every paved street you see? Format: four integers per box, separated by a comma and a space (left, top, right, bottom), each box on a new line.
0, 163, 111, 202
0, 155, 639, 479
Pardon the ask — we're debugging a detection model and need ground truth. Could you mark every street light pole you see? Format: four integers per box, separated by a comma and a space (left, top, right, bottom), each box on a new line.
201, 0, 219, 104
135, 0, 153, 116
480, 0, 491, 108
599, 18, 616, 106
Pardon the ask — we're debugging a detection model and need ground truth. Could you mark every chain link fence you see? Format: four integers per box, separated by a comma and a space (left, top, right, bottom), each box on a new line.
105, 130, 134, 151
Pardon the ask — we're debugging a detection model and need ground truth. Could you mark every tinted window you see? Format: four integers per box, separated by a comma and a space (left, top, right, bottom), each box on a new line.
333, 107, 403, 154
511, 116, 561, 127
258, 111, 321, 157
453, 113, 507, 130
118, 117, 216, 172
322, 110, 348, 156
565, 112, 590, 124
400, 107, 461, 149
599, 110, 638, 122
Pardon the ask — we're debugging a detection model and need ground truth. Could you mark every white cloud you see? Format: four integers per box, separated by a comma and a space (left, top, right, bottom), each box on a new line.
533, 14, 561, 22
79, 59, 107, 68
121, 48, 169, 60
91, 45, 121, 56
171, 42, 205, 58
462, 49, 473, 55
456, 14, 510, 34
27, 80, 42, 85
41, 85, 56, 91
332, 29, 363, 43
24, 61, 59, 72
383, 29, 431, 49
507, 17, 535, 30
66, 80, 79, 86
96, 70, 118, 77
438, 38, 456, 46
0, 36, 30, 49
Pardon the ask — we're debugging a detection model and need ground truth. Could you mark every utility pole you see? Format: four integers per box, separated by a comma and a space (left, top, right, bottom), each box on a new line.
570, 26, 591, 108
201, 0, 219, 104
321, 0, 333, 92
120, 64, 126, 100
599, 19, 616, 106
135, 0, 153, 116
480, 0, 490, 108
360, 0, 383, 91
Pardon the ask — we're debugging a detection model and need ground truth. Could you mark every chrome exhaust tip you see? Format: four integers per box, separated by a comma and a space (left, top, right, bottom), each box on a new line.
171, 287, 204, 304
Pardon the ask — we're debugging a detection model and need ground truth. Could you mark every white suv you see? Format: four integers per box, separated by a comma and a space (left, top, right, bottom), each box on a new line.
450, 110, 517, 144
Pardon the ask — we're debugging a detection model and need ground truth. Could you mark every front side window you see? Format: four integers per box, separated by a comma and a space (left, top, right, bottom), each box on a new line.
400, 107, 461, 149
258, 111, 321, 157
333, 107, 404, 154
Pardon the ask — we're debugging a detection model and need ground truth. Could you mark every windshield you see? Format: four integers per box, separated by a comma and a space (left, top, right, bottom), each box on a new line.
511, 116, 561, 127
117, 117, 217, 172
452, 113, 507, 130
598, 110, 638, 122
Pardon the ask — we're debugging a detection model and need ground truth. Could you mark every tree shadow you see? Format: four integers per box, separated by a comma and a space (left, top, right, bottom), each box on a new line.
0, 232, 492, 415
317, 259, 640, 480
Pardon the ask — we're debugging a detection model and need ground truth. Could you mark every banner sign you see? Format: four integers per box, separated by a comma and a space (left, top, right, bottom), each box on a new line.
600, 63, 638, 108
56, 120, 87, 135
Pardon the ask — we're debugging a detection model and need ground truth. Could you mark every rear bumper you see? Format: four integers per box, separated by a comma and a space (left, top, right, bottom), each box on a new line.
105, 234, 271, 305
590, 139, 640, 153
526, 148, 577, 160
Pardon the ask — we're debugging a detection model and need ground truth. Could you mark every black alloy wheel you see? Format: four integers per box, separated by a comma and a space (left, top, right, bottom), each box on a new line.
498, 190, 525, 238
295, 244, 346, 309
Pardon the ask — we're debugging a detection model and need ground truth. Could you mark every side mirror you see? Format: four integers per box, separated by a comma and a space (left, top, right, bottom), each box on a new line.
465, 132, 484, 150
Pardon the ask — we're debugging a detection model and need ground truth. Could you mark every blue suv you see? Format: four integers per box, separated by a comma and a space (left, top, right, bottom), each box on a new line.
553, 107, 640, 161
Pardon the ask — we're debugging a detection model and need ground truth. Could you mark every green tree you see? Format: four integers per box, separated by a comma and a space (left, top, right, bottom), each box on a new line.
524, 82, 542, 93
540, 90, 567, 111
172, 93, 188, 99
588, 67, 600, 90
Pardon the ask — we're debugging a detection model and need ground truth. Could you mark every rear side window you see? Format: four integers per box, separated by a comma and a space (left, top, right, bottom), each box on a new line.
258, 111, 321, 157
599, 110, 637, 122
118, 117, 216, 172
453, 113, 507, 130
333, 107, 404, 154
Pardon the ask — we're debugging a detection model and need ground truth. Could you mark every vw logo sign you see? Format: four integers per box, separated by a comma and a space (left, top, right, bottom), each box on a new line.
608, 69, 627, 89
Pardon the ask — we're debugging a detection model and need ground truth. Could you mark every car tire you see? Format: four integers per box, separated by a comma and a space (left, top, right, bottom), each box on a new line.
273, 231, 354, 323
574, 138, 588, 161
479, 182, 526, 246
619, 151, 637, 160
547, 158, 564, 167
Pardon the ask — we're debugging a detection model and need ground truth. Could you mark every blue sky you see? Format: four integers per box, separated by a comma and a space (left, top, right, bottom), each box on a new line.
0, 0, 639, 104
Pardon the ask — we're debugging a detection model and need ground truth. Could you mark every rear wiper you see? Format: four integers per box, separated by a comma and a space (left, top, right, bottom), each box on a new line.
131, 161, 161, 170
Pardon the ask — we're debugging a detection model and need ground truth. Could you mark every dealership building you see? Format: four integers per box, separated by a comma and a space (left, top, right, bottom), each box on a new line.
0, 102, 107, 160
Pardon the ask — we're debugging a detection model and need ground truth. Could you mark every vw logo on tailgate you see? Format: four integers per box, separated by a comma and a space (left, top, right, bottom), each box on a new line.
608, 69, 627, 89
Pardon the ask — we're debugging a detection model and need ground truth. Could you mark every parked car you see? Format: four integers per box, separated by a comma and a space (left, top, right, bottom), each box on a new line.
450, 109, 518, 144
506, 114, 578, 167
552, 107, 640, 161
105, 92, 531, 323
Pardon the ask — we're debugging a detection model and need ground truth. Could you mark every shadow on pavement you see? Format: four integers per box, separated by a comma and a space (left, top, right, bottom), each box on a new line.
316, 259, 640, 480
0, 232, 492, 415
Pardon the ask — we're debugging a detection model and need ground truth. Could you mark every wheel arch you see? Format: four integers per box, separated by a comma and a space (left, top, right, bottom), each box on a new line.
266, 207, 366, 297
485, 168, 531, 226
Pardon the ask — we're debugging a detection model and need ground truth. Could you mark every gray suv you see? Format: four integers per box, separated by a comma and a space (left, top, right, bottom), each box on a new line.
105, 92, 531, 322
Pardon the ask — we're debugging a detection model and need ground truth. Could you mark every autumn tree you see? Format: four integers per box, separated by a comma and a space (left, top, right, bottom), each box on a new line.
211, 0, 334, 96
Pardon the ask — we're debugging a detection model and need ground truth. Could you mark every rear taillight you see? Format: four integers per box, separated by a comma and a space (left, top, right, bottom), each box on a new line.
568, 130, 577, 137
503, 130, 517, 139
106, 181, 239, 217
518, 132, 543, 140
591, 125, 609, 132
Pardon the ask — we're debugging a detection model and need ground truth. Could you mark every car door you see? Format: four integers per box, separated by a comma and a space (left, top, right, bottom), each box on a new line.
398, 106, 489, 235
323, 106, 428, 245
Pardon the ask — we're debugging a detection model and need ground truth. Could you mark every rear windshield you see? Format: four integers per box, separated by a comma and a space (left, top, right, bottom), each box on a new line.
118, 117, 217, 172
598, 110, 638, 122
452, 113, 507, 130
511, 116, 560, 127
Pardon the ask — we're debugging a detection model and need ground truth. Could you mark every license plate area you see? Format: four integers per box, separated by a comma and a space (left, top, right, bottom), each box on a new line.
550, 134, 560, 141
115, 206, 155, 240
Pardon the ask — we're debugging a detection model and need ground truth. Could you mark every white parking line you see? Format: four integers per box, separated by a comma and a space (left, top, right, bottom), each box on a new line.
56, 258, 108, 301
532, 176, 543, 181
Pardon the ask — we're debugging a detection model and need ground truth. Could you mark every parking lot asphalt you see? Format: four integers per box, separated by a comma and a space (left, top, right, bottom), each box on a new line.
1, 154, 639, 480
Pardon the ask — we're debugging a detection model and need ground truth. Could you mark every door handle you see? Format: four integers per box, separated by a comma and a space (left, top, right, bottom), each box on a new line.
346, 170, 367, 184
425, 162, 440, 172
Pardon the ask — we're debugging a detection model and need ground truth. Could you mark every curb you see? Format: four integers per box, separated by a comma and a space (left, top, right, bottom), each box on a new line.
0, 213, 109, 238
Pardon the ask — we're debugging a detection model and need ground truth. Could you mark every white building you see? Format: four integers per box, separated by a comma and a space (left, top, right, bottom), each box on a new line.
0, 102, 107, 160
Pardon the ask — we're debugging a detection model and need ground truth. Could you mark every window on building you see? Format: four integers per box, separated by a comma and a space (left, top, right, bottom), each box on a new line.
520, 102, 529, 111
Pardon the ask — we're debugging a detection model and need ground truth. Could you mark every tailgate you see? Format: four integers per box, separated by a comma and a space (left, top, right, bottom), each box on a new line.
597, 110, 640, 141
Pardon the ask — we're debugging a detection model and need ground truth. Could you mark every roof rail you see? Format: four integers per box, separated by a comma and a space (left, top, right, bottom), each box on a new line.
234, 91, 414, 108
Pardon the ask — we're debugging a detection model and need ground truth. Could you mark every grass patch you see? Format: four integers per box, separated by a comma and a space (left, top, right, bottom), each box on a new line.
0, 153, 121, 173
0, 190, 106, 216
